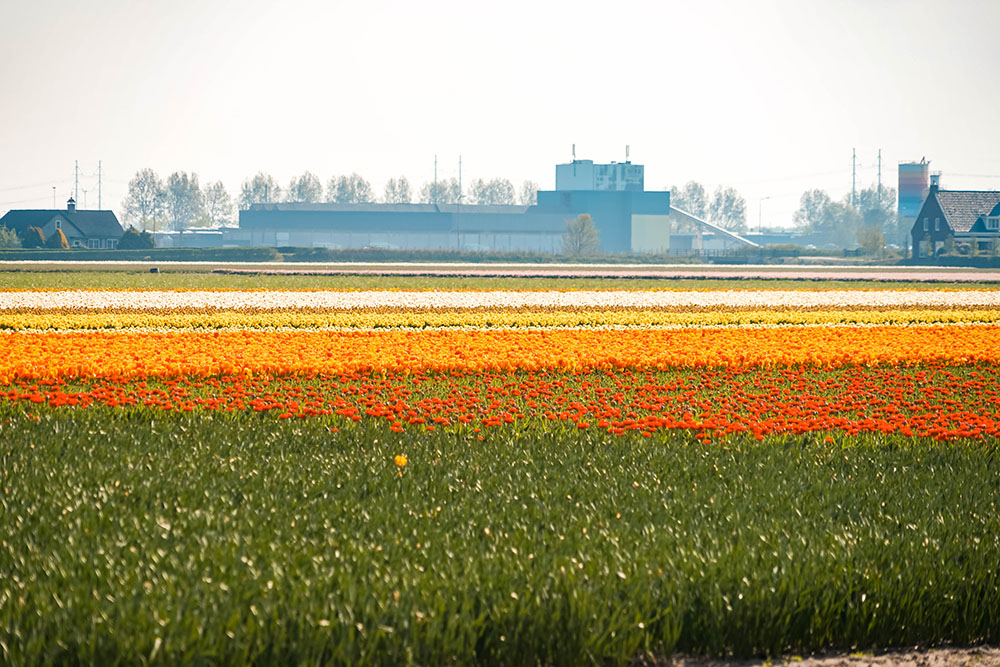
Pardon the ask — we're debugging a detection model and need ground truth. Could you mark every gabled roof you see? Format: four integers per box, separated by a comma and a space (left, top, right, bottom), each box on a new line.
935, 190, 1000, 233
0, 209, 124, 238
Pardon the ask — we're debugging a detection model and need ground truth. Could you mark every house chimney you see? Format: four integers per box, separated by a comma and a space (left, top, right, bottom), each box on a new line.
66, 196, 76, 212
929, 173, 941, 193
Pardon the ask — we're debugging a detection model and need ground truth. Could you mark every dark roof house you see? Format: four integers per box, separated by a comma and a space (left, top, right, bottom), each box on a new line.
933, 190, 1000, 233
910, 179, 1000, 257
0, 198, 125, 248
967, 200, 1000, 235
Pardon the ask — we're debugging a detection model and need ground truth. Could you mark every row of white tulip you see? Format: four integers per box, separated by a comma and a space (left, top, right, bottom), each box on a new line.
3, 289, 1000, 311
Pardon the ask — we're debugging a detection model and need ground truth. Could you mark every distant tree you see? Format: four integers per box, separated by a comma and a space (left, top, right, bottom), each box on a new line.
118, 226, 155, 249
562, 214, 600, 257
122, 168, 167, 231
822, 201, 863, 247
419, 178, 462, 205
519, 180, 538, 206
383, 177, 412, 204
203, 181, 235, 227
709, 185, 747, 232
420, 181, 444, 204
467, 179, 487, 204
165, 172, 204, 231
326, 174, 375, 203
285, 171, 323, 203
793, 189, 833, 230
853, 185, 898, 240
671, 181, 709, 219
0, 225, 20, 249
45, 228, 69, 249
22, 226, 45, 248
857, 224, 887, 256
489, 178, 516, 205
239, 173, 282, 210
468, 178, 516, 206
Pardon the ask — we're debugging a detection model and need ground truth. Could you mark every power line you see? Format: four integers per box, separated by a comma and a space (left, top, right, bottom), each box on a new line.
0, 194, 57, 207
0, 179, 68, 193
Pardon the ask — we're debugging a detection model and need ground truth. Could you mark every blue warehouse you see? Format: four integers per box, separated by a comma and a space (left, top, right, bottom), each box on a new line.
170, 158, 756, 254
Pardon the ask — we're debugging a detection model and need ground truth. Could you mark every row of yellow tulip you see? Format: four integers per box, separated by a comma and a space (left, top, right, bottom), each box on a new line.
3, 308, 1000, 331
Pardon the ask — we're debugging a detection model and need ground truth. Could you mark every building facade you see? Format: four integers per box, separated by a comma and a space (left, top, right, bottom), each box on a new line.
234, 188, 673, 254
555, 160, 644, 192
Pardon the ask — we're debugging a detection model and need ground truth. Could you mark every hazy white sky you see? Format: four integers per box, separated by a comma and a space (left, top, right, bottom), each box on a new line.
2, 0, 999, 227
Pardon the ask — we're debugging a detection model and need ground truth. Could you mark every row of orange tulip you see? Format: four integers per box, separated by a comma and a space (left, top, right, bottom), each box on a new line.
2, 325, 999, 381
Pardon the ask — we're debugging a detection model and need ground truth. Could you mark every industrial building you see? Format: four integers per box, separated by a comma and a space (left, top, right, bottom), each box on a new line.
232, 188, 675, 254
898, 159, 931, 241
233, 159, 672, 254
153, 159, 757, 254
554, 159, 644, 192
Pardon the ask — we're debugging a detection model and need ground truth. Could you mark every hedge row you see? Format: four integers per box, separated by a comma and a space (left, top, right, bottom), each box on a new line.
276, 247, 710, 264
276, 246, 823, 265
0, 247, 280, 262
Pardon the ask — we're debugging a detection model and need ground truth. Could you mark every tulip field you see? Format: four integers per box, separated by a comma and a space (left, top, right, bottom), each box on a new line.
2, 276, 1000, 665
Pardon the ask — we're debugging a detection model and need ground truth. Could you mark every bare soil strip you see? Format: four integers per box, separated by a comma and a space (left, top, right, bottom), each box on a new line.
656, 646, 1000, 666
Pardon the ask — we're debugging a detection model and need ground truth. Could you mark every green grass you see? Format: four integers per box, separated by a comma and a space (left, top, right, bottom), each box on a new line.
1, 271, 998, 291
1, 407, 998, 665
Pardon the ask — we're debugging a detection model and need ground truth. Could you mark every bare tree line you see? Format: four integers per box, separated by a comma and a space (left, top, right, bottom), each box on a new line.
670, 179, 901, 251
122, 168, 540, 231
668, 181, 748, 232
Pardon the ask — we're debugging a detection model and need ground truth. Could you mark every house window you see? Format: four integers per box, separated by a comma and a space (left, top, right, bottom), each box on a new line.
108, 239, 118, 249
987, 216, 999, 231
923, 218, 929, 232
88, 239, 101, 249
935, 217, 941, 231
55, 219, 61, 229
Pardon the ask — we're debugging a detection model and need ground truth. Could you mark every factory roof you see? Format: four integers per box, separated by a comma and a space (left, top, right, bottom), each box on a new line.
248, 202, 530, 214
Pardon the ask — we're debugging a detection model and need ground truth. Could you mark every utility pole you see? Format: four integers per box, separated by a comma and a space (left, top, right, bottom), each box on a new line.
98, 160, 102, 209
75, 160, 79, 203
851, 148, 856, 207
877, 149, 882, 199
83, 190, 87, 209
758, 195, 774, 233
433, 155, 438, 204
457, 156, 463, 251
